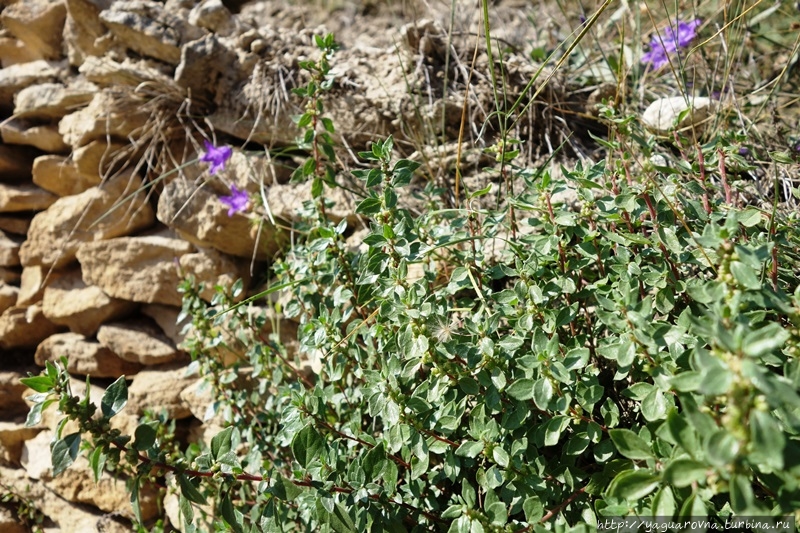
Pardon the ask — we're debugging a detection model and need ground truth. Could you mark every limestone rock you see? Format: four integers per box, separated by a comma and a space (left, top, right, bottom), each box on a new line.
33, 155, 98, 196
97, 319, 181, 365
18, 265, 66, 306
0, 0, 67, 60
641, 96, 713, 135
13, 80, 97, 119
72, 140, 130, 181
19, 172, 155, 268
0, 215, 30, 235
22, 431, 159, 520
0, 419, 40, 464
0, 183, 58, 212
0, 230, 22, 266
141, 303, 188, 346
77, 235, 193, 305
179, 246, 249, 302
0, 371, 29, 416
2, 462, 133, 533
0, 119, 69, 152
0, 268, 20, 284
175, 34, 237, 99
127, 364, 195, 418
188, 0, 236, 35
0, 59, 67, 109
59, 90, 149, 148
99, 0, 205, 65
0, 144, 39, 183
35, 332, 143, 377
0, 303, 62, 349
268, 179, 359, 225
78, 55, 174, 87
42, 268, 136, 335
63, 0, 115, 65
0, 283, 18, 315
158, 178, 286, 261
0, 34, 40, 68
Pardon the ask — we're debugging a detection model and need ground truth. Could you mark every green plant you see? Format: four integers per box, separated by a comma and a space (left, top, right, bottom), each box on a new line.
21, 10, 800, 532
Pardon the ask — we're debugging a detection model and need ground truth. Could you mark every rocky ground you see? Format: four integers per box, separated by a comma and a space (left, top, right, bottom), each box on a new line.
0, 0, 797, 531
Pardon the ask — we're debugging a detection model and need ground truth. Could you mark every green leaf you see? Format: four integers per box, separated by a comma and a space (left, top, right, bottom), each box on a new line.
608, 429, 653, 460
663, 458, 707, 488
211, 426, 234, 460
20, 375, 54, 393
356, 197, 382, 216
507, 378, 535, 401
705, 430, 740, 466
749, 410, 785, 470
729, 262, 760, 290
456, 440, 484, 459
220, 494, 245, 533
742, 323, 789, 358
362, 442, 386, 481
606, 469, 660, 500
492, 446, 509, 467
88, 446, 107, 483
641, 389, 668, 421
292, 424, 325, 468
100, 376, 128, 419
268, 473, 302, 501
51, 432, 81, 476
133, 424, 157, 451
178, 473, 207, 505
533, 378, 553, 410
523, 496, 543, 523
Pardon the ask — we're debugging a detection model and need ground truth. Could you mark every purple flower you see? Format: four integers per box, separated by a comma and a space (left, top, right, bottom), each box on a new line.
642, 19, 701, 69
200, 140, 232, 175
219, 185, 249, 217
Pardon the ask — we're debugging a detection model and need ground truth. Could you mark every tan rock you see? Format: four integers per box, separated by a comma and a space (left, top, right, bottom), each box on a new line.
33, 155, 99, 196
642, 96, 713, 135
72, 140, 133, 183
99, 0, 205, 65
0, 267, 21, 284
0, 34, 41, 68
0, 119, 69, 152
59, 90, 149, 148
268, 179, 360, 226
0, 230, 22, 266
35, 332, 143, 377
22, 430, 159, 521
77, 235, 192, 305
0, 183, 58, 212
13, 80, 97, 119
0, 215, 30, 235
42, 269, 136, 336
179, 246, 249, 302
0, 504, 27, 533
0, 59, 67, 108
175, 34, 237, 99
0, 418, 40, 464
0, 0, 67, 60
63, 0, 115, 66
127, 364, 195, 418
97, 319, 181, 365
17, 265, 66, 306
0, 303, 62, 349
158, 178, 286, 261
189, 0, 236, 35
78, 55, 174, 87
0, 144, 38, 183
141, 303, 188, 346
19, 172, 155, 268
0, 283, 18, 315
2, 462, 134, 533
0, 371, 29, 416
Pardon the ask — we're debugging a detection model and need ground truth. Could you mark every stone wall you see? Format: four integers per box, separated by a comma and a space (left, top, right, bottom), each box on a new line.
0, 0, 556, 530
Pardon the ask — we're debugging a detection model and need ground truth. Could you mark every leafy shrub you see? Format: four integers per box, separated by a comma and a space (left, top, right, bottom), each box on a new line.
22, 9, 800, 533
